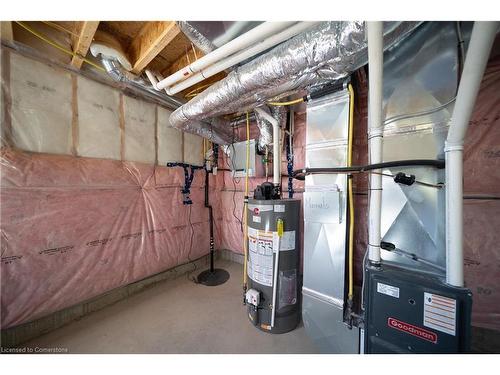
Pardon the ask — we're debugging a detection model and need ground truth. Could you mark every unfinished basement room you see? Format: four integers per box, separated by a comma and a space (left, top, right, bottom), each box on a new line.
1, 1, 500, 371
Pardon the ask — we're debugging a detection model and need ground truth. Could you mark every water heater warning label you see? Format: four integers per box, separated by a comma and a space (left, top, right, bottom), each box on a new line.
247, 227, 274, 287
423, 292, 456, 336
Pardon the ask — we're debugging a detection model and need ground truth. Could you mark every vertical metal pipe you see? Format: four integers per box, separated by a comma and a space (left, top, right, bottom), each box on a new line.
445, 21, 498, 287
367, 21, 384, 264
205, 169, 215, 273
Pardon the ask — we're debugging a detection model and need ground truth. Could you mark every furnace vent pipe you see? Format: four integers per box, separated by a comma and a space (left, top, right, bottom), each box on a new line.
367, 22, 384, 264
254, 107, 281, 186
157, 22, 296, 90
445, 21, 498, 287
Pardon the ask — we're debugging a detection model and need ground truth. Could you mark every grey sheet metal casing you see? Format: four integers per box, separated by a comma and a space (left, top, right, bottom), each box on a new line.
302, 90, 360, 353
246, 199, 301, 334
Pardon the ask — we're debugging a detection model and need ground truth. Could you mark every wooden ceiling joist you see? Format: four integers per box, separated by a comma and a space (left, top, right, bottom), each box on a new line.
71, 21, 100, 69
0, 21, 14, 41
128, 21, 180, 74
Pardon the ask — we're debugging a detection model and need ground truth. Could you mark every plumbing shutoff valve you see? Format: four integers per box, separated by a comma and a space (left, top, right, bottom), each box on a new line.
245, 289, 260, 307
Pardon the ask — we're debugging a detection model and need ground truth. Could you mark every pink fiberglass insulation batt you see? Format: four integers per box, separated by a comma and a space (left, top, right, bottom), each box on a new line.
0, 150, 220, 328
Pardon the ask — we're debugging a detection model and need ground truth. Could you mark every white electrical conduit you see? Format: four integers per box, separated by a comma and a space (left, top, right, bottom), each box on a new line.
367, 22, 384, 264
156, 22, 297, 90
445, 21, 499, 287
167, 22, 320, 95
254, 108, 280, 186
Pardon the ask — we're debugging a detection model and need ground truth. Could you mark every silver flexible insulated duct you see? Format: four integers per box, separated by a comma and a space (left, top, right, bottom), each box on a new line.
254, 106, 273, 153
99, 56, 185, 111
176, 21, 217, 54
170, 21, 421, 144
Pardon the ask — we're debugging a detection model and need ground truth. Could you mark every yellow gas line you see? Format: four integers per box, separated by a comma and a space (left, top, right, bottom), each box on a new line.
242, 111, 250, 290
347, 83, 355, 301
267, 97, 304, 106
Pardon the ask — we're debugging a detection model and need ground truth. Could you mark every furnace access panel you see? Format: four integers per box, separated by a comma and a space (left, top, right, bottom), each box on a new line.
364, 264, 472, 353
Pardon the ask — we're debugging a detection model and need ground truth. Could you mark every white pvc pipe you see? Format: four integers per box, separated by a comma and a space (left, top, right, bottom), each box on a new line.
445, 21, 498, 287
167, 22, 319, 95
367, 22, 384, 264
145, 69, 160, 90
156, 22, 296, 90
254, 108, 280, 186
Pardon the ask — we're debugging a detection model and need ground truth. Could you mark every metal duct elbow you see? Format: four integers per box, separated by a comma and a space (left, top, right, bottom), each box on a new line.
100, 58, 129, 83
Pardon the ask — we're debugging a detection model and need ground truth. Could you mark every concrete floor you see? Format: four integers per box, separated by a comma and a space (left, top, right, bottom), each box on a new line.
24, 261, 319, 354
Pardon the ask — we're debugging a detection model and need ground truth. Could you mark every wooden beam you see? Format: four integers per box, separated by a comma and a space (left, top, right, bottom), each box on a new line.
161, 45, 202, 77
128, 21, 180, 74
0, 22, 13, 41
71, 21, 99, 69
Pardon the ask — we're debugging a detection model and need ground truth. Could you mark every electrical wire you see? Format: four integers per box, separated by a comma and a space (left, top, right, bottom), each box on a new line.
370, 171, 444, 189
14, 21, 105, 72
186, 204, 199, 283
383, 97, 456, 126
184, 82, 213, 98
41, 21, 80, 37
267, 97, 304, 106
383, 22, 464, 127
225, 144, 243, 231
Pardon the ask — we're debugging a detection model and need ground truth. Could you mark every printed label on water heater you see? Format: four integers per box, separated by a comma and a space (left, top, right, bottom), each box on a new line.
274, 204, 285, 213
247, 227, 274, 287
377, 282, 400, 298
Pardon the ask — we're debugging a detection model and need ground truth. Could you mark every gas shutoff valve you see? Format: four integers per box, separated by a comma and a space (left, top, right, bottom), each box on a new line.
245, 289, 260, 307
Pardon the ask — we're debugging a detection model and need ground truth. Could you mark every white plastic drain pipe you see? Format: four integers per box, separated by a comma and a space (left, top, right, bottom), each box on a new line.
156, 22, 296, 90
367, 21, 384, 264
445, 21, 498, 287
167, 22, 319, 95
254, 108, 280, 186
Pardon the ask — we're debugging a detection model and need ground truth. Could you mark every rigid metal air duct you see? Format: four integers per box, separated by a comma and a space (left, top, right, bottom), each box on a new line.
99, 56, 185, 111
169, 21, 421, 144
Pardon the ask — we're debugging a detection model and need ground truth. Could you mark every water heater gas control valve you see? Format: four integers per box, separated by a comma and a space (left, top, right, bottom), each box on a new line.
245, 289, 260, 307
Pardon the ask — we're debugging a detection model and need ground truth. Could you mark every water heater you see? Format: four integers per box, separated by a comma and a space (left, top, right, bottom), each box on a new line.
245, 198, 301, 333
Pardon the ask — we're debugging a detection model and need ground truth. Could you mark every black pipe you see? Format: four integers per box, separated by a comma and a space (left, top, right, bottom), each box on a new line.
292, 159, 445, 180
205, 170, 215, 273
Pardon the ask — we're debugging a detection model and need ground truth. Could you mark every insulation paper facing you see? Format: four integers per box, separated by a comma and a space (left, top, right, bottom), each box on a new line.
10, 53, 72, 155
77, 77, 121, 160
123, 96, 156, 164
157, 107, 183, 164
183, 132, 204, 166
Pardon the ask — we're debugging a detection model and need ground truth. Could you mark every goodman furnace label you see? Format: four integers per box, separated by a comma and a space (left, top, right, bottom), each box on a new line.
423, 292, 456, 336
377, 282, 400, 298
